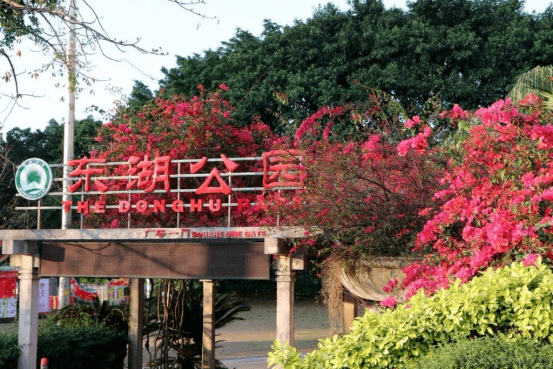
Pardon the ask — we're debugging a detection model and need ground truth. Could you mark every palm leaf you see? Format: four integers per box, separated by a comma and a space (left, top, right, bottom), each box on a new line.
508, 65, 553, 110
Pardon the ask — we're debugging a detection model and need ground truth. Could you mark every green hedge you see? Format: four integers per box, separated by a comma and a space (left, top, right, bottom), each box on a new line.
407, 336, 553, 369
38, 325, 127, 369
0, 333, 18, 368
0, 324, 127, 369
269, 259, 553, 369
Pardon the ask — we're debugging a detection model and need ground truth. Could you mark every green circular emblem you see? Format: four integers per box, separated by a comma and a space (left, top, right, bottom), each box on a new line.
15, 158, 53, 200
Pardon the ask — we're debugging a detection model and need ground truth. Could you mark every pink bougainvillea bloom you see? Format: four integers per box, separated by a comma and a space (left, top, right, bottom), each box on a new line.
451, 104, 467, 119
423, 126, 432, 137
523, 253, 538, 267
404, 120, 415, 129
404, 115, 421, 129
418, 207, 431, 216
380, 296, 397, 309
382, 278, 398, 293
455, 267, 472, 282
397, 139, 410, 156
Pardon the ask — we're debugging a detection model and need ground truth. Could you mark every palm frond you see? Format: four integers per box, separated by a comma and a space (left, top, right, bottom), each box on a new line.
508, 65, 553, 109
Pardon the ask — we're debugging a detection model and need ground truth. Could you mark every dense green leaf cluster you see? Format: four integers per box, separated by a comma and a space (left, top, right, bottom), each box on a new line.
269, 259, 553, 368
37, 325, 128, 369
148, 0, 553, 131
0, 323, 127, 369
407, 336, 553, 369
0, 332, 18, 368
0, 0, 59, 50
49, 298, 129, 335
0, 116, 101, 229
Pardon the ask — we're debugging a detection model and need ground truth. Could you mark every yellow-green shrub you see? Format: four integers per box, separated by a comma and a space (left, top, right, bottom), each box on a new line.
269, 259, 553, 369
406, 336, 553, 369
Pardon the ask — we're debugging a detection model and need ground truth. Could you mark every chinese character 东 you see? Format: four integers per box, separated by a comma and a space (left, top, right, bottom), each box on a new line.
68, 157, 107, 193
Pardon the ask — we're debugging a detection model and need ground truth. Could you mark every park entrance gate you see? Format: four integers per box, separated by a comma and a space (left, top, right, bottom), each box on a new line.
2, 151, 307, 369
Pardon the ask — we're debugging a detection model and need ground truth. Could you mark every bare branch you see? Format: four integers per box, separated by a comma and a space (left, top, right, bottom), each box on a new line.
0, 49, 20, 98
166, 0, 216, 19
0, 0, 212, 121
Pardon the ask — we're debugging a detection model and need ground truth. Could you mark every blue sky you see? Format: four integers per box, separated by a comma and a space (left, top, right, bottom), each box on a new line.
0, 0, 550, 134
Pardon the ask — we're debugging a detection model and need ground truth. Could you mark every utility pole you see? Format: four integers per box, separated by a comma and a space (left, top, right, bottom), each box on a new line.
59, 0, 77, 309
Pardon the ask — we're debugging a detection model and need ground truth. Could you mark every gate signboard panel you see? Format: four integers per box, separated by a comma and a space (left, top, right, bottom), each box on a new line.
39, 240, 269, 279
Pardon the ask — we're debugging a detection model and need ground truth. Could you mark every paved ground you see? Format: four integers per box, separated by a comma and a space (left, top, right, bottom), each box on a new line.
1, 296, 335, 369
141, 296, 334, 368
218, 296, 333, 369
217, 296, 333, 360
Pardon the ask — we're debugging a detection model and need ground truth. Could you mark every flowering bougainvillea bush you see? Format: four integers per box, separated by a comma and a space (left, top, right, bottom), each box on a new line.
269, 258, 553, 369
258, 90, 445, 259
398, 95, 553, 298
86, 86, 277, 228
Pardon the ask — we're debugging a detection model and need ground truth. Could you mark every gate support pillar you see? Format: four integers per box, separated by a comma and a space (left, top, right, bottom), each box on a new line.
128, 278, 144, 369
202, 280, 215, 369
276, 256, 296, 346
18, 255, 39, 369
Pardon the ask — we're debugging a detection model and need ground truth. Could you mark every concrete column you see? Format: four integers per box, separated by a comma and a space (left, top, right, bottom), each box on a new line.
201, 280, 215, 369
18, 255, 39, 369
128, 278, 144, 369
276, 256, 296, 346
343, 293, 358, 334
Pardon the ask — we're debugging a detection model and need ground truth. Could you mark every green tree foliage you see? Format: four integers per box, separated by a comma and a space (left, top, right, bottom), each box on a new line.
0, 0, 57, 50
126, 80, 155, 113
0, 116, 102, 229
149, 0, 553, 132
0, 320, 127, 369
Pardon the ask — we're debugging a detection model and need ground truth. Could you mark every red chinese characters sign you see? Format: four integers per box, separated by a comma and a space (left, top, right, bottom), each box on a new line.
60, 151, 303, 215
262, 150, 304, 189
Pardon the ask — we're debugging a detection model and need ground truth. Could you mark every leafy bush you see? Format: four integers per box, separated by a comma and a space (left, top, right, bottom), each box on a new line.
0, 322, 127, 369
269, 259, 553, 369
49, 298, 128, 334
0, 333, 18, 368
37, 324, 127, 369
407, 336, 553, 369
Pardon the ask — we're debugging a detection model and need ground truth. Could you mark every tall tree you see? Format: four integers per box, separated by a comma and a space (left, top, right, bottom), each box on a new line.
0, 116, 102, 229
152, 0, 553, 132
